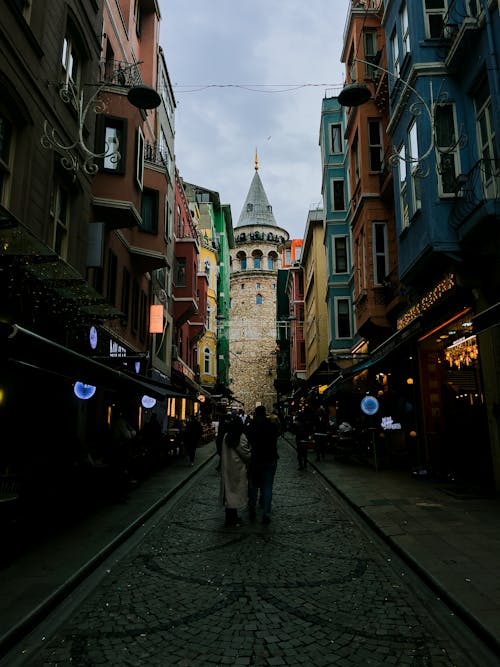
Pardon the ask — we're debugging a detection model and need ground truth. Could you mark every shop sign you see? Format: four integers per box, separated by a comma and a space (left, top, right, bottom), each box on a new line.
381, 416, 402, 430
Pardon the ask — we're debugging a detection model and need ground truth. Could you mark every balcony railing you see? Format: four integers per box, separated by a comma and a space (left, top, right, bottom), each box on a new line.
449, 158, 500, 229
100, 60, 143, 87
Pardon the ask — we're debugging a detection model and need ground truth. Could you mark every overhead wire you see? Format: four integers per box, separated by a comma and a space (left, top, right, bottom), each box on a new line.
172, 82, 345, 94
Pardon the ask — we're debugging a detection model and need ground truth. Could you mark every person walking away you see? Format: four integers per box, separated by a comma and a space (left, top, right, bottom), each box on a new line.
246, 405, 280, 524
183, 414, 203, 466
220, 415, 251, 527
314, 406, 330, 462
215, 413, 230, 472
294, 410, 311, 470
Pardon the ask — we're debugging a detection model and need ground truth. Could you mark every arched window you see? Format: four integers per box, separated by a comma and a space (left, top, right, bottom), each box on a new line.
253, 256, 261, 269
236, 251, 247, 270
267, 256, 274, 270
204, 259, 211, 281
256, 294, 263, 305
203, 347, 211, 374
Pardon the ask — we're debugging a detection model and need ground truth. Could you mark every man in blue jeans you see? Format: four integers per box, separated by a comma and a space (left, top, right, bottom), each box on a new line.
246, 405, 280, 524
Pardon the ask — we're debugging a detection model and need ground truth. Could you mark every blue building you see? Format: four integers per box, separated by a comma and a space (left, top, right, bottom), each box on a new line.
333, 0, 499, 489
319, 95, 361, 364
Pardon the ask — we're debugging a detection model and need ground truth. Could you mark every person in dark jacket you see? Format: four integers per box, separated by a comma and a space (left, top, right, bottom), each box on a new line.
294, 409, 314, 470
183, 414, 203, 466
246, 405, 280, 524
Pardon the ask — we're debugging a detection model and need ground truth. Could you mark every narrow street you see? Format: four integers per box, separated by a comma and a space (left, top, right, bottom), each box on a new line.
3, 441, 497, 667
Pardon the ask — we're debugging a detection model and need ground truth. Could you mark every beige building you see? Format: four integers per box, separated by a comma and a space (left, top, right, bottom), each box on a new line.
229, 156, 289, 413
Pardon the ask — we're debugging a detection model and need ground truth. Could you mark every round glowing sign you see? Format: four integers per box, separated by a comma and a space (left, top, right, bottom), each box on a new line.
141, 395, 156, 409
74, 382, 97, 400
89, 326, 98, 350
361, 395, 379, 416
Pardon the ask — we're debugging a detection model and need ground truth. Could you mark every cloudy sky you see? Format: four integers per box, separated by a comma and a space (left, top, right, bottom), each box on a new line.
159, 0, 351, 240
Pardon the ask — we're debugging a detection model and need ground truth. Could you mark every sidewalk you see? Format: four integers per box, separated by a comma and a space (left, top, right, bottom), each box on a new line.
304, 436, 500, 655
1, 437, 500, 659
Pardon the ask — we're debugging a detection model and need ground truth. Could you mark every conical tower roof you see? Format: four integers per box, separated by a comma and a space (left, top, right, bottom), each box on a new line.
236, 153, 277, 227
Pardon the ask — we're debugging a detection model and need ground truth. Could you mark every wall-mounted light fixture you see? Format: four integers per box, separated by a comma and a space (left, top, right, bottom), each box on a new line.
338, 57, 466, 178
41, 62, 161, 177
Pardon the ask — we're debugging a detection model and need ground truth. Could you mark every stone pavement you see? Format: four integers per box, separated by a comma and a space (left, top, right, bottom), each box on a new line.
1, 436, 499, 661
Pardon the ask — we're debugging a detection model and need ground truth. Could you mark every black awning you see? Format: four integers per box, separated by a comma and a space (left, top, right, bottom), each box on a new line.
2, 323, 177, 400
325, 316, 423, 395
472, 302, 500, 335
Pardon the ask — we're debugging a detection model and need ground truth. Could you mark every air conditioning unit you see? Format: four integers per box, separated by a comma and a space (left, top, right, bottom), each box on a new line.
171, 344, 178, 360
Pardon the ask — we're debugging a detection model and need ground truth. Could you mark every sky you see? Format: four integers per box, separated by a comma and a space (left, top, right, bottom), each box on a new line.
159, 0, 351, 240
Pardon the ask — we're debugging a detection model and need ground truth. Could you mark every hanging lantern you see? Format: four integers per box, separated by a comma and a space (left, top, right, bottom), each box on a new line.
338, 82, 372, 107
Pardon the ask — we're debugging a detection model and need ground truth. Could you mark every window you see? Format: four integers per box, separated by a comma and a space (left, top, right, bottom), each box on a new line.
363, 30, 378, 79
121, 268, 131, 321
139, 289, 148, 341
204, 347, 211, 374
474, 79, 499, 198
246, 203, 253, 212
253, 255, 261, 269
241, 283, 245, 289
423, 0, 446, 39
390, 29, 399, 78
165, 197, 173, 240
398, 144, 409, 229
330, 123, 342, 153
333, 237, 348, 274
61, 33, 81, 99
332, 179, 345, 211
0, 111, 13, 205
409, 121, 422, 210
207, 304, 213, 331
401, 3, 410, 56
175, 258, 186, 287
134, 0, 142, 37
285, 248, 292, 264
368, 120, 382, 171
256, 294, 263, 305
295, 246, 301, 261
267, 256, 274, 270
50, 182, 70, 259
131, 280, 140, 333
271, 283, 276, 289
435, 103, 460, 195
336, 298, 352, 339
204, 259, 211, 281
136, 127, 145, 189
107, 249, 118, 305
141, 189, 158, 233
373, 222, 388, 285
256, 282, 261, 289
352, 136, 360, 181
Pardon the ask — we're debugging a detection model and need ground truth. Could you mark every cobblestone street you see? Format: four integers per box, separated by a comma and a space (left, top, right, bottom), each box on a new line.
15, 443, 494, 666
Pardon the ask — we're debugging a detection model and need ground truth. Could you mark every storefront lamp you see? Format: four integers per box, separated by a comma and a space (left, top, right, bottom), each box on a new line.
74, 382, 97, 400
338, 57, 466, 178
41, 63, 161, 176
141, 395, 156, 409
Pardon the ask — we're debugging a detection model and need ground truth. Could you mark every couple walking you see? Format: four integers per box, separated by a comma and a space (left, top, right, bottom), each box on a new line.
219, 405, 280, 527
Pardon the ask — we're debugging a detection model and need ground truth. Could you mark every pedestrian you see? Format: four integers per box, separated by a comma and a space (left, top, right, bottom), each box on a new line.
220, 414, 251, 527
294, 410, 312, 470
313, 405, 330, 462
183, 414, 203, 466
215, 413, 229, 471
246, 405, 280, 524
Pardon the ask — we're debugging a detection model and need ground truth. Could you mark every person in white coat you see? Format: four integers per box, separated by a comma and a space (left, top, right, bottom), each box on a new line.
219, 415, 251, 527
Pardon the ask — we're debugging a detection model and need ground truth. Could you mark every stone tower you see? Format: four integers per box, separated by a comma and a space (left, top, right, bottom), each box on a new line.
229, 154, 290, 413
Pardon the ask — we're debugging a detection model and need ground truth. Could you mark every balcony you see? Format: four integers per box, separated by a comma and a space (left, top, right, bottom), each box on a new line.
441, 0, 484, 71
449, 158, 500, 238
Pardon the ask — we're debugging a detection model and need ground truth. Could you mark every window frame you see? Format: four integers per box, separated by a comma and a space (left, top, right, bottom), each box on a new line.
333, 236, 349, 274
335, 297, 352, 340
372, 222, 388, 286
435, 102, 461, 197
423, 0, 447, 40
332, 179, 346, 211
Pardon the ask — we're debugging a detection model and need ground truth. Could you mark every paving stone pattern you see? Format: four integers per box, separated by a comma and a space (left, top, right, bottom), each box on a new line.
22, 446, 486, 666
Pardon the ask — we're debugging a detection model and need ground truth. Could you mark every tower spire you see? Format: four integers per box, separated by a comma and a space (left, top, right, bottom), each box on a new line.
254, 148, 259, 171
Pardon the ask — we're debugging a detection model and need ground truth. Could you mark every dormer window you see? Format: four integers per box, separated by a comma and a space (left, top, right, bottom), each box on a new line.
246, 203, 253, 212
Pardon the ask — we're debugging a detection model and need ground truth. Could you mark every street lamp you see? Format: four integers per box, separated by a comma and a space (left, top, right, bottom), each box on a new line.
41, 62, 161, 176
338, 57, 466, 178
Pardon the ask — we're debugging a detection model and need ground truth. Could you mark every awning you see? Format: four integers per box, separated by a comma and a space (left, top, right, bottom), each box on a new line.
472, 302, 500, 335
2, 323, 179, 400
1, 207, 124, 323
325, 316, 423, 395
